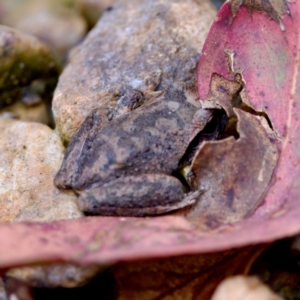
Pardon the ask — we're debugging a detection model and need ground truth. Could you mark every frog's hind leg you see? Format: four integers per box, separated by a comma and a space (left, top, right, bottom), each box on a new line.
77, 174, 200, 217
54, 108, 105, 189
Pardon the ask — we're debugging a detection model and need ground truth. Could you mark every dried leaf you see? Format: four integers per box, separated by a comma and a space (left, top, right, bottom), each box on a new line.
114, 246, 265, 300
186, 108, 279, 228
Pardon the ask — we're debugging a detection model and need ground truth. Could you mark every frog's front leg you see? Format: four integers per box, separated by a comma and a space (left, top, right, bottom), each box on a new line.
54, 108, 105, 189
77, 174, 200, 216
54, 88, 146, 190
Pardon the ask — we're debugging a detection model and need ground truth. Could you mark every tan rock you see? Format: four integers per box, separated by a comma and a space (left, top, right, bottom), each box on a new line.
0, 101, 50, 125
76, 0, 116, 26
0, 0, 23, 21
0, 117, 101, 287
211, 276, 283, 300
52, 0, 216, 142
0, 117, 82, 222
7, 264, 102, 288
0, 0, 87, 59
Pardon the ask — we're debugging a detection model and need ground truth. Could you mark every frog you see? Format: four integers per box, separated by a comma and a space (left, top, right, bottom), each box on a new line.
54, 85, 227, 216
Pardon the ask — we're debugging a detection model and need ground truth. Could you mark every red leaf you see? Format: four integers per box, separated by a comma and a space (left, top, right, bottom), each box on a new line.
0, 1, 300, 271
197, 0, 300, 220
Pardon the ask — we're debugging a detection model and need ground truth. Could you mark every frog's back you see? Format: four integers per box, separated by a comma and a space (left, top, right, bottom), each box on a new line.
71, 87, 201, 190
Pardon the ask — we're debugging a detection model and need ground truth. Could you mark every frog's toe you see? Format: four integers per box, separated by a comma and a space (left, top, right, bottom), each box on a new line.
77, 174, 197, 217
53, 170, 71, 189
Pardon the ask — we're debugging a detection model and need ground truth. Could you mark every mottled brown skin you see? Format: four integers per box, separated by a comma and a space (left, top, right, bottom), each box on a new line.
54, 86, 214, 216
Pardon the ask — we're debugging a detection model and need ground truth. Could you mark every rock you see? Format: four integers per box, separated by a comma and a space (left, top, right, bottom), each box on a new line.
0, 101, 50, 125
0, 117, 82, 222
211, 276, 283, 300
52, 0, 216, 142
76, 0, 116, 27
7, 265, 102, 288
0, 117, 101, 287
0, 26, 59, 109
0, 0, 87, 60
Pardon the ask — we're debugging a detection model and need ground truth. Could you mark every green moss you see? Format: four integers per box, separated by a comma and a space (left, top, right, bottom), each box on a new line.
0, 26, 61, 108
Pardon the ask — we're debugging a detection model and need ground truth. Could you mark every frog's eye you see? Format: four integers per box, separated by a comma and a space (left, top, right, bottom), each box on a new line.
130, 90, 145, 110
